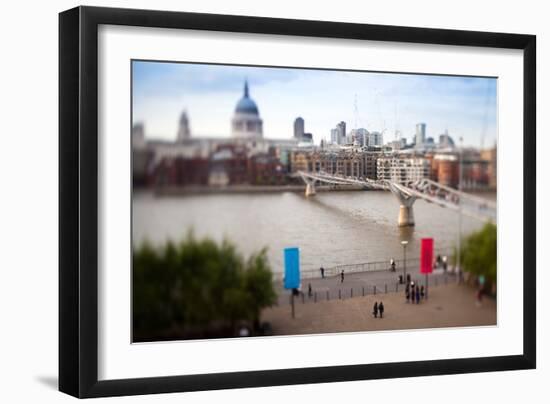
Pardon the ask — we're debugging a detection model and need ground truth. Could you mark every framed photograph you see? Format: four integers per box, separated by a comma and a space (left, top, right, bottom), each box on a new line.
59, 6, 536, 398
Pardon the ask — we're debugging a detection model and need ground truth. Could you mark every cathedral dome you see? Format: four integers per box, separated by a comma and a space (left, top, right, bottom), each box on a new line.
232, 80, 263, 139
234, 81, 259, 115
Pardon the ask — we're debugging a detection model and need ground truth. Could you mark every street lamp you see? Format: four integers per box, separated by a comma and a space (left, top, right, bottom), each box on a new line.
401, 240, 408, 283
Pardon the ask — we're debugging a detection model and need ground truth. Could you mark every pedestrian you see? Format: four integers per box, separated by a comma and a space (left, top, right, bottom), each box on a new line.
420, 285, 425, 300
442, 256, 448, 272
308, 283, 312, 297
340, 270, 344, 283
390, 258, 396, 272
406, 274, 411, 284
373, 302, 378, 318
476, 288, 483, 307
378, 302, 384, 318
405, 284, 410, 303
415, 286, 420, 304
320, 266, 325, 279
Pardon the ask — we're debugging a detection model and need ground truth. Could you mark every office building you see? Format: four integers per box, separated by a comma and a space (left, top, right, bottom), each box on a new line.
294, 117, 305, 140
367, 131, 383, 147
336, 121, 346, 145
377, 156, 431, 184
415, 123, 426, 146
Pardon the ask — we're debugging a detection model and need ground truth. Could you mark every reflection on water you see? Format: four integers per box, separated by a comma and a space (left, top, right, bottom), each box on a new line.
133, 190, 493, 273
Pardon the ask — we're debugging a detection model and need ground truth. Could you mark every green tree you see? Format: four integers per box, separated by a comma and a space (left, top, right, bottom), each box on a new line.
243, 249, 278, 329
132, 241, 175, 334
456, 222, 497, 290
132, 234, 276, 341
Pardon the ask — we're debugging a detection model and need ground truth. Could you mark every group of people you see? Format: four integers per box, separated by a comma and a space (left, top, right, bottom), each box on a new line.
405, 280, 425, 304
372, 301, 384, 318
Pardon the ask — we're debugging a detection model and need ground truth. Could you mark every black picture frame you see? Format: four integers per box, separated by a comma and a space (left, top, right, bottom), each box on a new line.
59, 5, 536, 398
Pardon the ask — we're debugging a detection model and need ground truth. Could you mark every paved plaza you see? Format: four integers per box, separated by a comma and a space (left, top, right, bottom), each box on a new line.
263, 283, 496, 336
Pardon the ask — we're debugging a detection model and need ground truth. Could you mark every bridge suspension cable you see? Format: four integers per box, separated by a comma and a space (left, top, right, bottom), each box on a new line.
296, 170, 496, 224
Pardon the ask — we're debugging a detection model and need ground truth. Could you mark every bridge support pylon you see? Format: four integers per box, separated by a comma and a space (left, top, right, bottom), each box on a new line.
389, 183, 417, 227
398, 202, 415, 227
305, 181, 316, 197
298, 172, 318, 197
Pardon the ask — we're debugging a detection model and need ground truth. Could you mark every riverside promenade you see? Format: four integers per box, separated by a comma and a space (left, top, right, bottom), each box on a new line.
263, 283, 496, 336
274, 265, 454, 306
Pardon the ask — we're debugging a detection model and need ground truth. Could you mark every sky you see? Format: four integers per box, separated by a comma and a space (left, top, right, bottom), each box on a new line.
132, 60, 497, 148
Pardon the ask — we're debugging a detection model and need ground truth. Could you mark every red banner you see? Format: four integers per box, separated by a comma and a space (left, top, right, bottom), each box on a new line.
420, 238, 434, 274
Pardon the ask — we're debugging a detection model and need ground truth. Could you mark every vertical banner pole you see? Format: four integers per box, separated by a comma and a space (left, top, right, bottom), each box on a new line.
426, 274, 428, 299
284, 247, 300, 320
420, 238, 434, 301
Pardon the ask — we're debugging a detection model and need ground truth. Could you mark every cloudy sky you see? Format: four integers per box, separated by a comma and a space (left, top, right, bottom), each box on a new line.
132, 60, 497, 148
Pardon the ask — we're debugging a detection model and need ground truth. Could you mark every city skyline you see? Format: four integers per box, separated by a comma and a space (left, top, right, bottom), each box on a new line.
132, 60, 498, 148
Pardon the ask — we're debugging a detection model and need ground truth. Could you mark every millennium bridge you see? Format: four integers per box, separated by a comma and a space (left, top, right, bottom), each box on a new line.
296, 170, 496, 226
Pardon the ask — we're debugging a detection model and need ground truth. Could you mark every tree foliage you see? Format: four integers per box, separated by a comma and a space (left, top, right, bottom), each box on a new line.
133, 234, 276, 341
457, 222, 497, 286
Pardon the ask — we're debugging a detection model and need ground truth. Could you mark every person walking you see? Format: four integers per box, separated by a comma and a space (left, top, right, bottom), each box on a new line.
373, 302, 378, 318
340, 270, 345, 283
308, 283, 312, 298
320, 266, 325, 279
420, 285, 425, 300
390, 258, 396, 272
415, 285, 420, 304
405, 284, 410, 303
476, 288, 483, 307
378, 302, 384, 318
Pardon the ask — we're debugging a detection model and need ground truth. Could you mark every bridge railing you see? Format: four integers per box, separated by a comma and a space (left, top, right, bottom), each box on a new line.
297, 171, 496, 221
272, 252, 453, 282
273, 271, 455, 306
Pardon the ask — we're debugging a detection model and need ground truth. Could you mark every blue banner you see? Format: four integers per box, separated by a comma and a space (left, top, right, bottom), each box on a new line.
284, 247, 300, 290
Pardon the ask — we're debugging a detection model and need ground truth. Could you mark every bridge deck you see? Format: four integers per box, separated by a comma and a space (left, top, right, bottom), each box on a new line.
296, 171, 496, 223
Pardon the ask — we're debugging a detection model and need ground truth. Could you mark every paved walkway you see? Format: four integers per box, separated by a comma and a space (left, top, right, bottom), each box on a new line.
275, 268, 454, 305
263, 283, 496, 336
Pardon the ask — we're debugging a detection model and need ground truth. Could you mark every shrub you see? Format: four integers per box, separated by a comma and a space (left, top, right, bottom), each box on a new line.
456, 222, 497, 289
132, 234, 276, 340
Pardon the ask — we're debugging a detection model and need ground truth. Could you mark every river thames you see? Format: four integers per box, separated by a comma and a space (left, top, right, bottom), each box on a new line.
133, 190, 495, 274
